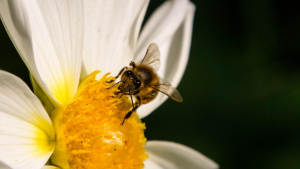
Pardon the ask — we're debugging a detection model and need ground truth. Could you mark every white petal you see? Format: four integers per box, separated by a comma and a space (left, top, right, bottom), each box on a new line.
0, 0, 84, 106
135, 0, 189, 62
81, 0, 149, 79
144, 160, 163, 169
0, 160, 12, 169
145, 141, 219, 169
136, 1, 195, 118
42, 165, 60, 169
0, 71, 55, 169
30, 74, 55, 114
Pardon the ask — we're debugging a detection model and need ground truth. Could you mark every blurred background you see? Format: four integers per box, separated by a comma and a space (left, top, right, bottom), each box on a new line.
1, 0, 300, 169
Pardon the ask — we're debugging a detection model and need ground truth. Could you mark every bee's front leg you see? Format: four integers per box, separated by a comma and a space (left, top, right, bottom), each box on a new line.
121, 96, 141, 125
106, 67, 127, 83
107, 81, 121, 89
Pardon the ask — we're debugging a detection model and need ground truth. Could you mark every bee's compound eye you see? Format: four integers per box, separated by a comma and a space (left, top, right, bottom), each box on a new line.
134, 79, 141, 89
124, 71, 133, 76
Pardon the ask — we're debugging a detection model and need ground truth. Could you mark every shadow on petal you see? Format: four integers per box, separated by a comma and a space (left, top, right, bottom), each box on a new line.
145, 141, 219, 169
0, 160, 12, 169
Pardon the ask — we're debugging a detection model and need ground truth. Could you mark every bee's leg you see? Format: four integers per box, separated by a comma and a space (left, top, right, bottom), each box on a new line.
122, 90, 140, 96
106, 67, 127, 83
107, 81, 121, 89
114, 67, 127, 79
121, 96, 141, 125
127, 86, 134, 107
131, 90, 140, 95
114, 91, 121, 95
119, 91, 131, 98
114, 90, 131, 97
120, 90, 139, 98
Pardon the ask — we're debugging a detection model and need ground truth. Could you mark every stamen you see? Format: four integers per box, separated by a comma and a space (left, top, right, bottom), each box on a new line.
51, 71, 148, 169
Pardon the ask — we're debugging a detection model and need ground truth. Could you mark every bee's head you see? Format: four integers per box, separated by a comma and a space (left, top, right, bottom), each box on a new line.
119, 71, 141, 93
123, 70, 134, 77
133, 79, 141, 89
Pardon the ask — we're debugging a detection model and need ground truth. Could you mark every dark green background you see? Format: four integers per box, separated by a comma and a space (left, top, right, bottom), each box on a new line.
1, 1, 300, 169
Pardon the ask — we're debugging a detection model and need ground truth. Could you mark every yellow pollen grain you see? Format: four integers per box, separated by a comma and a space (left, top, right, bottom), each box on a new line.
61, 72, 148, 169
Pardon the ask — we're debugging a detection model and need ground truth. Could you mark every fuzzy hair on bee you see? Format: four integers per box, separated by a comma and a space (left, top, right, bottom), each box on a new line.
107, 43, 183, 125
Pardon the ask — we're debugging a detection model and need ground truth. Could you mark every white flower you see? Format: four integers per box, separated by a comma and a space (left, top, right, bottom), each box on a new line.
0, 0, 219, 169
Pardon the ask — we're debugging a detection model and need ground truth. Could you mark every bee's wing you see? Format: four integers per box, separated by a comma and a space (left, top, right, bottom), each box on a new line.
140, 43, 161, 72
151, 78, 183, 102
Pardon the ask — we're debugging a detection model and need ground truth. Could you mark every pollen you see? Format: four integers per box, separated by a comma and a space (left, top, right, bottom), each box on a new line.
51, 71, 148, 169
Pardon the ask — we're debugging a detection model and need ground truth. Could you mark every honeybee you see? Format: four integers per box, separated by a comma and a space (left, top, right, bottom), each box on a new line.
107, 43, 183, 125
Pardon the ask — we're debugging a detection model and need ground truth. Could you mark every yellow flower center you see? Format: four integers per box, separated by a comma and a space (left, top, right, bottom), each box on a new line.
50, 71, 148, 169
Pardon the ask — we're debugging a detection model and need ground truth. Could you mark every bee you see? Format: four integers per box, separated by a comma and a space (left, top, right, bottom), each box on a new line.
107, 43, 183, 125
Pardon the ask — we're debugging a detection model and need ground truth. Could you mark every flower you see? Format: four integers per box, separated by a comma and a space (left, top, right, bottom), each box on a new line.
0, 0, 219, 169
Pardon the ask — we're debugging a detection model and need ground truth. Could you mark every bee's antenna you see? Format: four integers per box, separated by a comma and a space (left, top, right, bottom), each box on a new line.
128, 86, 134, 107
130, 61, 136, 70
129, 93, 134, 108
107, 81, 121, 89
